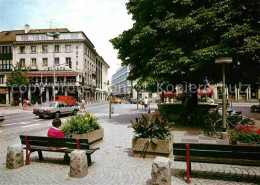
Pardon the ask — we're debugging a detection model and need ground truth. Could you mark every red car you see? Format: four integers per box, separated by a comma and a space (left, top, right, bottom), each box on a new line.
51, 95, 76, 106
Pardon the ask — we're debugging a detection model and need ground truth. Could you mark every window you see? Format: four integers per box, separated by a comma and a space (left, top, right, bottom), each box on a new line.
41, 35, 47, 40
66, 58, 71, 68
0, 46, 12, 54
76, 61, 78, 65
55, 45, 59, 52
71, 33, 78, 39
0, 76, 4, 84
76, 51, 78, 55
55, 58, 59, 65
4, 32, 10, 36
33, 35, 39, 40
76, 46, 78, 50
20, 59, 25, 67
22, 35, 28, 41
42, 46, 48, 53
20, 46, 25, 54
65, 45, 71, 52
31, 46, 36, 53
42, 58, 48, 66
31, 58, 36, 67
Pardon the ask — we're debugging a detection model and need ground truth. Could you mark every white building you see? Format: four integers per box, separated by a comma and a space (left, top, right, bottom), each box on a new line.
0, 25, 110, 104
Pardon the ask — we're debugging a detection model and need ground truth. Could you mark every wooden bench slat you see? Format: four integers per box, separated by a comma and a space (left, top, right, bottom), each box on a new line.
28, 146, 97, 154
173, 143, 260, 153
20, 135, 89, 144
21, 140, 90, 149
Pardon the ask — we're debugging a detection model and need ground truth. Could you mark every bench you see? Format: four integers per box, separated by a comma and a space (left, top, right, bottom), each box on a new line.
173, 143, 260, 183
20, 135, 99, 166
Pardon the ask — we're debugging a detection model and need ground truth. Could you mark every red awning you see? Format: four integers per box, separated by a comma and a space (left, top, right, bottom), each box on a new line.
197, 88, 213, 95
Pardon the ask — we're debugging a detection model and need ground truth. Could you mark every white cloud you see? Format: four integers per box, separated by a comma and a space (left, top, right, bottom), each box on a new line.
1, 0, 133, 80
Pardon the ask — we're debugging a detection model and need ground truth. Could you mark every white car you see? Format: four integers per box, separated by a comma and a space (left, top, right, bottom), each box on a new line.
33, 101, 79, 119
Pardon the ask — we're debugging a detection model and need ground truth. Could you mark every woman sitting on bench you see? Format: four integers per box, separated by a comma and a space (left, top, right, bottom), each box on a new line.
47, 118, 69, 160
47, 118, 65, 138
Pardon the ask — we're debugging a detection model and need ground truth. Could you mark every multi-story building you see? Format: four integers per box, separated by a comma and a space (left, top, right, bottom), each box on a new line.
111, 66, 135, 97
0, 24, 110, 104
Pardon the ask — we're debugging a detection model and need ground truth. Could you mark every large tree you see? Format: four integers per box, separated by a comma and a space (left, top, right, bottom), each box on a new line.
111, 0, 260, 88
6, 62, 29, 87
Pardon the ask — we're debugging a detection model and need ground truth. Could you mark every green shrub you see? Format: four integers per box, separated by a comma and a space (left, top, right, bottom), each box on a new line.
228, 124, 260, 144
61, 113, 101, 135
131, 111, 174, 140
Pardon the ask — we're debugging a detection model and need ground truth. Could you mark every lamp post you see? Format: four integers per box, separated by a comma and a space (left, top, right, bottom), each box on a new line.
47, 31, 60, 102
215, 57, 232, 138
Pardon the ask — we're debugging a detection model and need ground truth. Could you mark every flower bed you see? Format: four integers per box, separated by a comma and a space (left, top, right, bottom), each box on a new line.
131, 111, 174, 157
228, 124, 260, 145
61, 113, 103, 144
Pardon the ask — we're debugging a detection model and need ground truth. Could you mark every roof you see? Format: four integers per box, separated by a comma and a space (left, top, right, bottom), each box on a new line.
0, 30, 24, 44
0, 28, 70, 44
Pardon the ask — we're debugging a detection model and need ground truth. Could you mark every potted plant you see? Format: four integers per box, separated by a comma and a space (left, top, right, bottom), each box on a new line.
228, 124, 260, 145
61, 113, 104, 144
131, 111, 174, 157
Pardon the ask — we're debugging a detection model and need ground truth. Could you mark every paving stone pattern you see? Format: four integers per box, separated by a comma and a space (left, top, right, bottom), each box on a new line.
0, 104, 260, 185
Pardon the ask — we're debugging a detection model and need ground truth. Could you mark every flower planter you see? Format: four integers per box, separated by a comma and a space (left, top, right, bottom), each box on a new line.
132, 136, 174, 158
72, 128, 104, 145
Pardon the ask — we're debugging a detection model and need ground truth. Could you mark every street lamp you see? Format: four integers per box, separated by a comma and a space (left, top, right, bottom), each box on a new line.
47, 31, 60, 102
215, 57, 232, 138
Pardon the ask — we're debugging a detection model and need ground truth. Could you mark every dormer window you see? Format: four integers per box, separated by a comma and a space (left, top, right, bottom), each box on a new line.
4, 32, 10, 36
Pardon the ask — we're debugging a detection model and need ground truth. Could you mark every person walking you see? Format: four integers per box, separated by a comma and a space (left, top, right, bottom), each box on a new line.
81, 99, 86, 112
144, 96, 149, 112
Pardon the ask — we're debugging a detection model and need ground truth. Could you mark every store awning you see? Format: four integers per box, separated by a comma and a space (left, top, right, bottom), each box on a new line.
0, 88, 7, 94
197, 88, 213, 95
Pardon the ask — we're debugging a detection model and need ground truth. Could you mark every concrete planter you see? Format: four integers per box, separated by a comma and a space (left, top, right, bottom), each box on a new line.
72, 128, 104, 144
132, 136, 174, 158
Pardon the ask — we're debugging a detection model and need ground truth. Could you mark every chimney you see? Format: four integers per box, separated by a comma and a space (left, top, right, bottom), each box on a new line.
25, 24, 30, 33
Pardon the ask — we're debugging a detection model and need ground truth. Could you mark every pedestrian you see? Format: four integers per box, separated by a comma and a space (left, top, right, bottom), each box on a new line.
81, 99, 85, 112
23, 99, 27, 110
144, 96, 149, 112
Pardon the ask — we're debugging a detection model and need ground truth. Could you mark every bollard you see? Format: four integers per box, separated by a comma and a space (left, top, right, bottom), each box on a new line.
186, 144, 191, 183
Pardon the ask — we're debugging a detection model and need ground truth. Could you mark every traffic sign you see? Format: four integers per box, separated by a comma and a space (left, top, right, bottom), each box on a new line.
19, 90, 24, 95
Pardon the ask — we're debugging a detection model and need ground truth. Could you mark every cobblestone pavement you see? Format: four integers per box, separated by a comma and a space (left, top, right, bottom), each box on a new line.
0, 103, 260, 185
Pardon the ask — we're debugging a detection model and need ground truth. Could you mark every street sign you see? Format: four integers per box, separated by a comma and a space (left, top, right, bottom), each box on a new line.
19, 90, 24, 95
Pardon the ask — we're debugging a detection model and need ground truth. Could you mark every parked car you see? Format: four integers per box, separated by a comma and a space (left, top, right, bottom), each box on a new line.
110, 98, 122, 104
0, 114, 4, 124
250, 104, 260, 113
50, 95, 76, 106
33, 101, 79, 119
129, 98, 143, 104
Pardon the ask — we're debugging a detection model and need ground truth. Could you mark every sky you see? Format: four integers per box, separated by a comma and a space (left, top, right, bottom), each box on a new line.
0, 0, 133, 80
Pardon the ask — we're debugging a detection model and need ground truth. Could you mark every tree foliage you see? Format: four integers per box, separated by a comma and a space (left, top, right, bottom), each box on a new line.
6, 62, 29, 87
110, 0, 260, 87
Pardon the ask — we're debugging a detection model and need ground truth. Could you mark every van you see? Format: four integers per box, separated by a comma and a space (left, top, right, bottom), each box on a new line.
50, 95, 76, 106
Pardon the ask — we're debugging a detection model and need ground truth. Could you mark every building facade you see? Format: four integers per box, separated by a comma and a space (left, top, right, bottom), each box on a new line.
111, 66, 158, 101
0, 25, 110, 104
111, 66, 135, 97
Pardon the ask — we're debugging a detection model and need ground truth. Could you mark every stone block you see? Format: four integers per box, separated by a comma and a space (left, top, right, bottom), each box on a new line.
6, 144, 24, 169
151, 157, 172, 185
69, 150, 88, 178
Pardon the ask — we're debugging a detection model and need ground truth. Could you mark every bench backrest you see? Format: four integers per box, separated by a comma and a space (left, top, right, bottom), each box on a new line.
173, 143, 260, 160
20, 135, 90, 150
